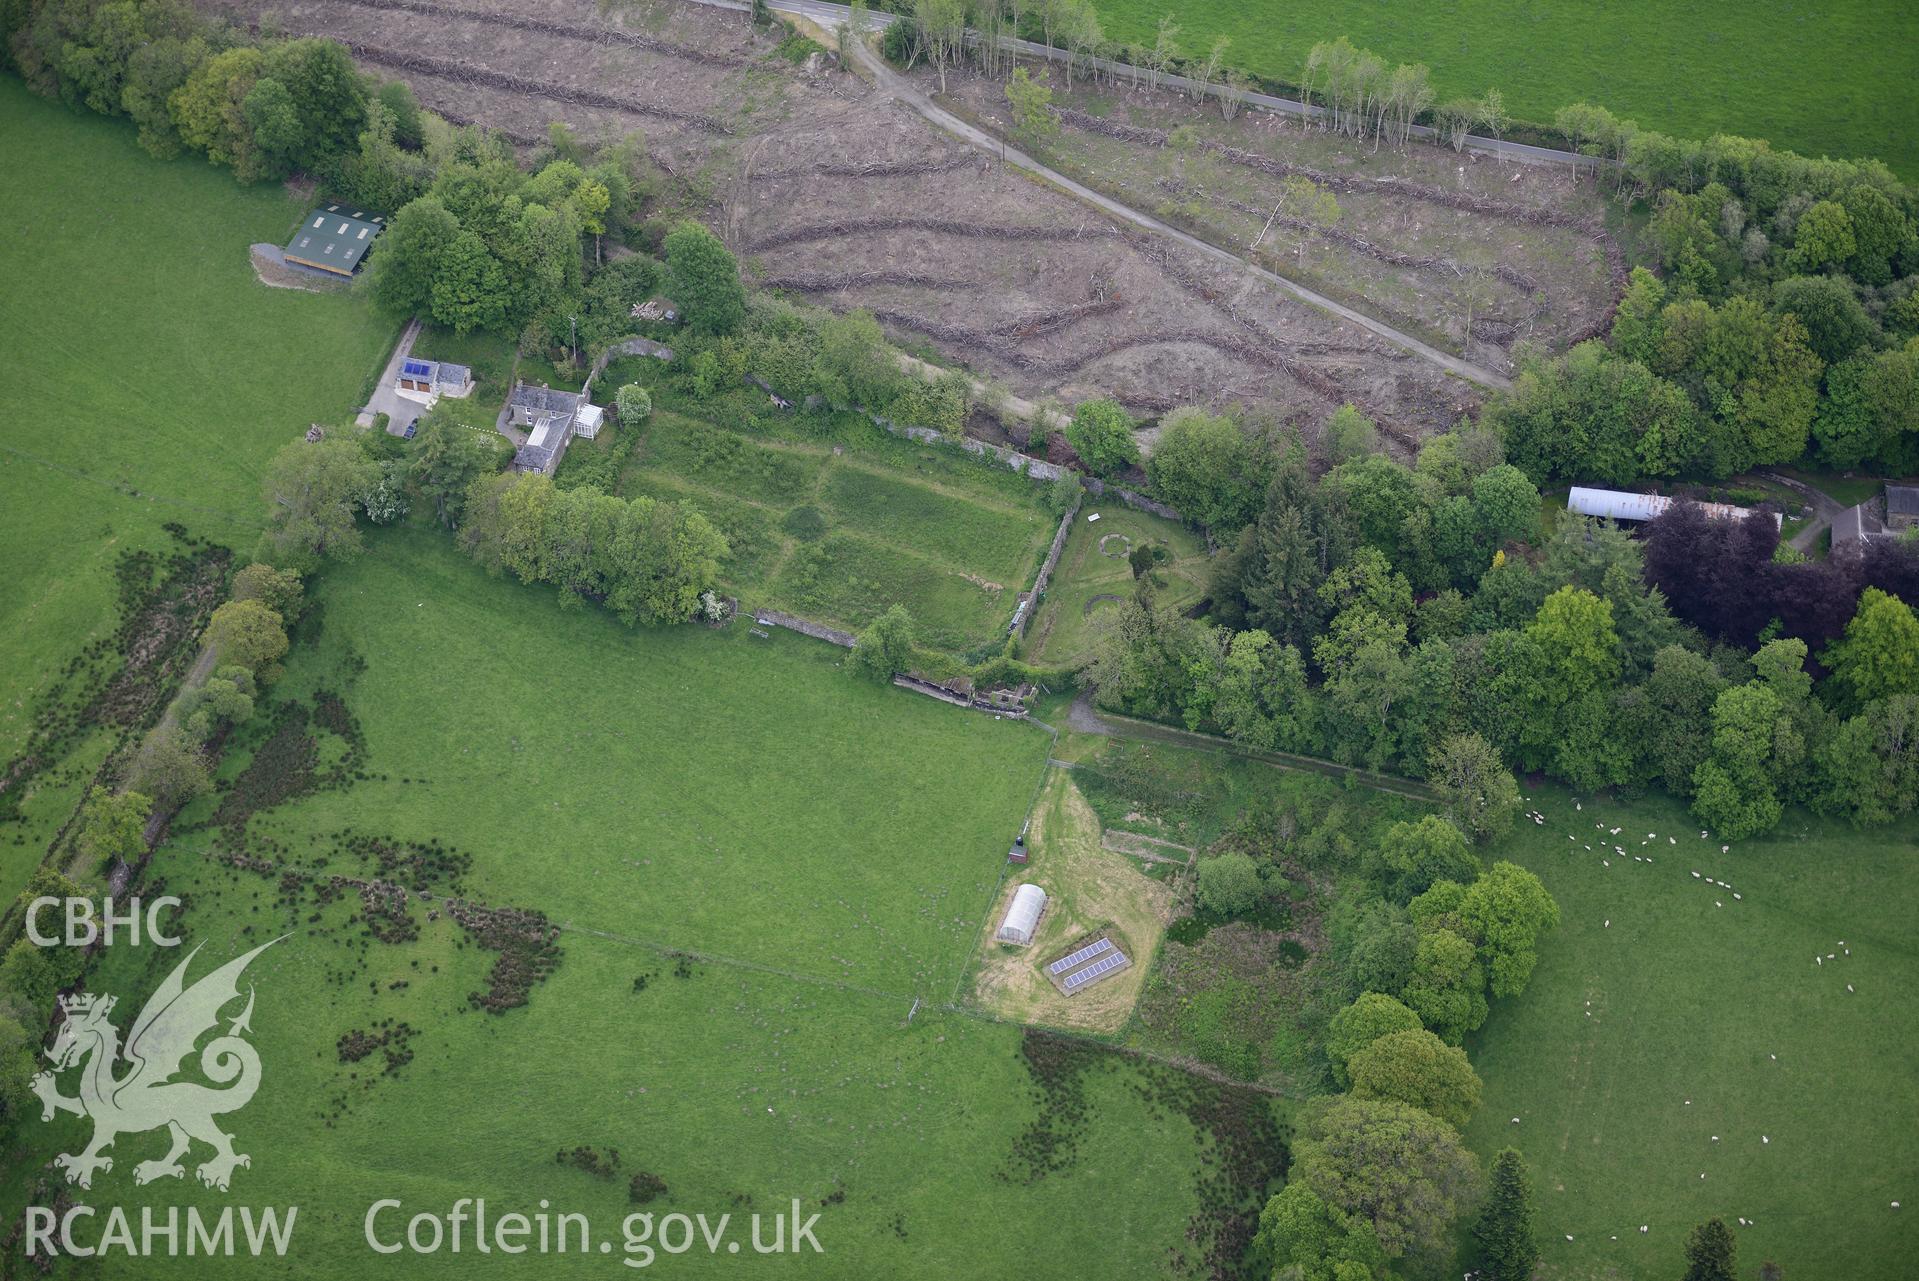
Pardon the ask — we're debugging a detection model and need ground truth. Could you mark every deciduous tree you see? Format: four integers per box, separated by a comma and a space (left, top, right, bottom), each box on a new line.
1145, 406, 1263, 531
1822, 588, 1919, 709
1291, 1097, 1481, 1259
1065, 398, 1139, 475
1458, 861, 1559, 998
76, 789, 152, 867
1253, 1182, 1388, 1281
1196, 851, 1262, 917
1367, 815, 1477, 904
1003, 66, 1057, 149
259, 437, 378, 569
852, 604, 916, 680
664, 220, 745, 336
1324, 992, 1422, 1087
1346, 1028, 1482, 1128
367, 196, 460, 319
201, 599, 288, 673
1428, 731, 1520, 843
230, 564, 304, 617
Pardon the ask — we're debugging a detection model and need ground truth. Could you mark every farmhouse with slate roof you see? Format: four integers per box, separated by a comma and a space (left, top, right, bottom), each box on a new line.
284, 204, 386, 276
507, 383, 584, 474
1888, 484, 1919, 532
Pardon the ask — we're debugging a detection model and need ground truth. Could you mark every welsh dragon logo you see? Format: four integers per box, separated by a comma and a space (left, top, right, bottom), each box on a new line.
31, 938, 283, 1192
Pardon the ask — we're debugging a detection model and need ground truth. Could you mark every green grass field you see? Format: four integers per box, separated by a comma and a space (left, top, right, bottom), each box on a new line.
1088, 0, 1919, 177
616, 410, 1057, 649
0, 529, 1284, 1276
0, 79, 393, 899
1462, 785, 1919, 1278
246, 529, 1050, 988
1026, 503, 1207, 666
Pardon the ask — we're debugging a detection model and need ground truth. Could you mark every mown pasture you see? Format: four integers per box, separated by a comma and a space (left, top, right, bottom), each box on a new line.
1462, 784, 1918, 1279
0, 529, 1288, 1277
0, 80, 392, 900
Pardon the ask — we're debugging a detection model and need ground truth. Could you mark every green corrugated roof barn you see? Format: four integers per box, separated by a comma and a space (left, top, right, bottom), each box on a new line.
285, 204, 386, 276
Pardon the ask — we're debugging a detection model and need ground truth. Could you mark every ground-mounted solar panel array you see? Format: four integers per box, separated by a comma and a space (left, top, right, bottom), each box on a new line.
1047, 936, 1115, 976
1044, 936, 1131, 994
1063, 951, 1130, 991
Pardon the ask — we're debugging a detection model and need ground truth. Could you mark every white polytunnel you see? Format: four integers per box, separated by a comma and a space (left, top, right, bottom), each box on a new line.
995, 884, 1047, 945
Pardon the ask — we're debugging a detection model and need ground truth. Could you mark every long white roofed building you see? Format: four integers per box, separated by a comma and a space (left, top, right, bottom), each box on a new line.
1567, 486, 1781, 528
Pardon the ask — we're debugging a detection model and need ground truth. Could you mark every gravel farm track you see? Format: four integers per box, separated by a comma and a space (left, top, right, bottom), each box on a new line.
198, 0, 1622, 450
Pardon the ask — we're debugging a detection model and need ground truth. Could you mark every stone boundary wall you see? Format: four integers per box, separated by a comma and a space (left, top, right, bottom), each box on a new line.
886, 420, 1068, 482
751, 607, 856, 648
1082, 476, 1182, 521
583, 336, 674, 402
875, 420, 1186, 523
893, 674, 1030, 718
1011, 500, 1079, 636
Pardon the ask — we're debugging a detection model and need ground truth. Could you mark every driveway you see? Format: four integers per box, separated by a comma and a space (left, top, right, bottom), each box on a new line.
1763, 470, 1846, 553
357, 316, 424, 434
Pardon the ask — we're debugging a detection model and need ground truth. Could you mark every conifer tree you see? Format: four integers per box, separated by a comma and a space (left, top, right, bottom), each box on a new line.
1684, 1217, 1737, 1281
1473, 1148, 1538, 1281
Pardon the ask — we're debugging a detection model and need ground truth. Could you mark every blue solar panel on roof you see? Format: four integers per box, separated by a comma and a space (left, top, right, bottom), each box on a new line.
402, 360, 432, 377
